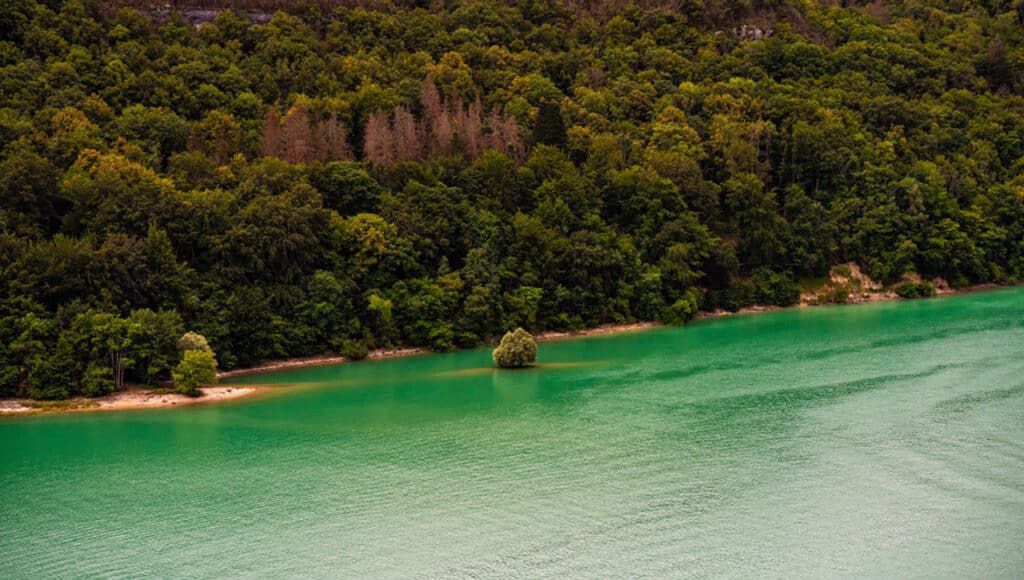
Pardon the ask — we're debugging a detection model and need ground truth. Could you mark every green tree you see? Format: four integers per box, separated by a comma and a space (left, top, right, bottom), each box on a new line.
81, 364, 114, 397
173, 349, 218, 397
309, 161, 381, 215
66, 311, 135, 392
661, 289, 700, 326
492, 327, 538, 368
179, 331, 212, 354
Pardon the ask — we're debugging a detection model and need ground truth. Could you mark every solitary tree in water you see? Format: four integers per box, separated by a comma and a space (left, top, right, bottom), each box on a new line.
492, 328, 537, 368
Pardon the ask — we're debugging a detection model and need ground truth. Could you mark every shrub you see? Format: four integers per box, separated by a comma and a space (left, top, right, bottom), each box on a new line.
427, 324, 455, 352
815, 283, 850, 305
492, 327, 537, 368
660, 289, 700, 325
172, 349, 217, 397
752, 268, 801, 306
339, 339, 369, 360
81, 364, 114, 397
895, 282, 936, 299
25, 356, 70, 400
714, 279, 756, 312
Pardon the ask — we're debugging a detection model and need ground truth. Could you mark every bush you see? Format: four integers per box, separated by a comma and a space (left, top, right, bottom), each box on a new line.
172, 349, 218, 397
426, 324, 455, 352
81, 364, 114, 397
25, 356, 70, 400
895, 282, 936, 299
492, 327, 537, 368
752, 268, 801, 306
713, 280, 755, 312
811, 283, 849, 305
339, 338, 369, 360
660, 289, 700, 325
825, 283, 850, 304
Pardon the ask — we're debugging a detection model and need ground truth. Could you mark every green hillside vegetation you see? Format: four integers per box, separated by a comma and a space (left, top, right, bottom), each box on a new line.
1, 0, 1023, 398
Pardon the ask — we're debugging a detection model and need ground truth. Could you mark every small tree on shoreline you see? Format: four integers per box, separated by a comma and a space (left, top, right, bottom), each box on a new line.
174, 332, 217, 397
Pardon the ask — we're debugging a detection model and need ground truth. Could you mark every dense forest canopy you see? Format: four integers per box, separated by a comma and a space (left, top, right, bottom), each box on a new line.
1, 0, 1023, 398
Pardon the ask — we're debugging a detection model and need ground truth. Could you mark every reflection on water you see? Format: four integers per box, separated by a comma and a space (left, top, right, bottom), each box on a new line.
2, 288, 1024, 577
434, 360, 597, 378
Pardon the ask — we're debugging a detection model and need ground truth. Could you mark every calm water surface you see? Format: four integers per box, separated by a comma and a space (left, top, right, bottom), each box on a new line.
3, 289, 1024, 578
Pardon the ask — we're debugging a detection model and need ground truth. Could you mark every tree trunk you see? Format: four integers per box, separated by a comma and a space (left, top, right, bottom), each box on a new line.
111, 351, 124, 391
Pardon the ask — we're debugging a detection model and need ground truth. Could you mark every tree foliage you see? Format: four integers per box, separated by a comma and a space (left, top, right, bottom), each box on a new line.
172, 348, 217, 397
492, 328, 538, 369
1, 0, 1023, 398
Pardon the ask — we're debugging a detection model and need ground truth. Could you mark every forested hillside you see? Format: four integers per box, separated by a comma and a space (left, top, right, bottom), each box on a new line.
2, 0, 1023, 398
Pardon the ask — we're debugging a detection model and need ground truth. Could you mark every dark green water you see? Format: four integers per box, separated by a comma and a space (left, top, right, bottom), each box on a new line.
3, 289, 1024, 578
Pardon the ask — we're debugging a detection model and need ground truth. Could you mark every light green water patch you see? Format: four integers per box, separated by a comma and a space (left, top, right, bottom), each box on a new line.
3, 288, 1024, 577
433, 361, 599, 378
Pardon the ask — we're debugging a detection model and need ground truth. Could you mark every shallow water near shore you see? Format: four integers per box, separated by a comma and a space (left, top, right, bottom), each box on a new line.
3, 289, 1024, 577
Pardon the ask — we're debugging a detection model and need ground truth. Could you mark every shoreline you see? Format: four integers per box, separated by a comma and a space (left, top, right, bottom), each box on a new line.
0, 282, 1012, 416
216, 346, 429, 379
215, 324, 662, 381
0, 386, 262, 416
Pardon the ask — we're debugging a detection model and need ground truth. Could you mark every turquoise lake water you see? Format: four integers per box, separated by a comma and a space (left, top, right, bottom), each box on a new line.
2, 289, 1023, 577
